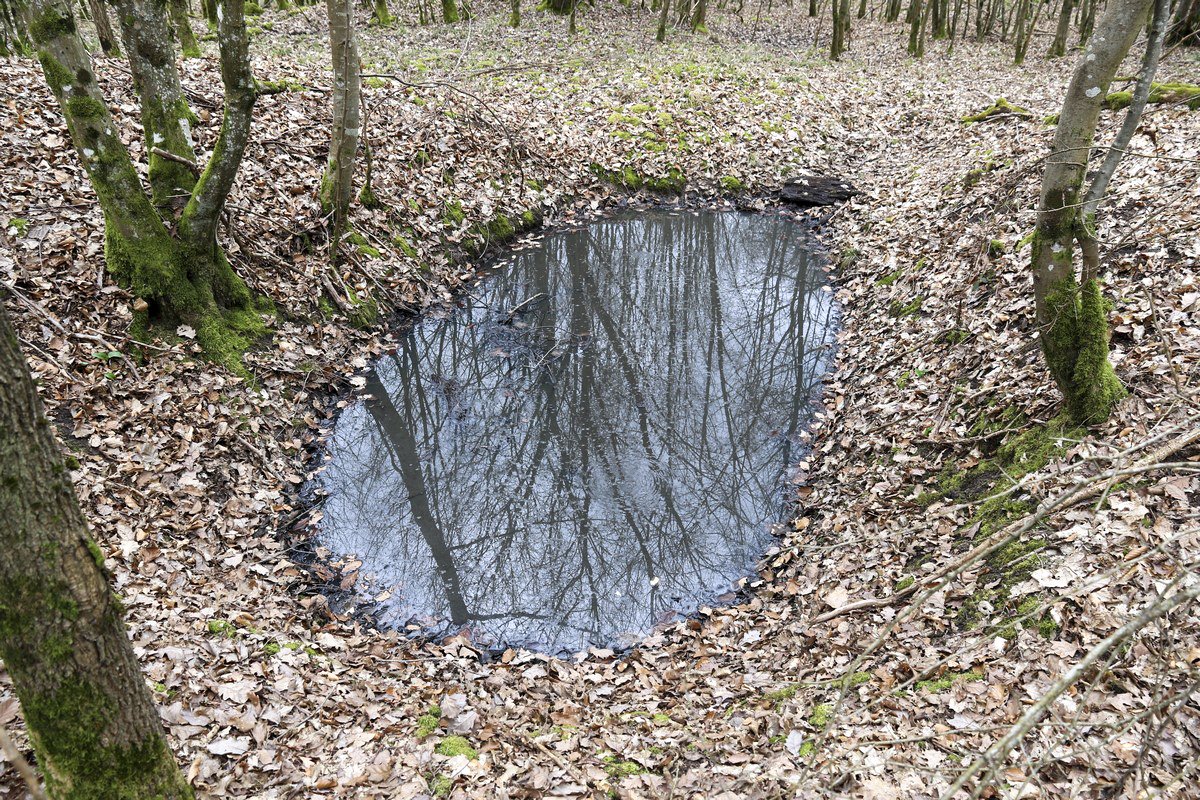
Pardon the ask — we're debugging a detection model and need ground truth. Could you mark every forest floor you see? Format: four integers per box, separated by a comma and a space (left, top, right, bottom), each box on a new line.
2, 3, 1200, 797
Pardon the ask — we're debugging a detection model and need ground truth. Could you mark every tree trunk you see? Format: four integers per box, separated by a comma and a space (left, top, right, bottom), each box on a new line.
1048, 0, 1073, 56
0, 0, 31, 55
370, 0, 391, 24
1031, 0, 1153, 424
655, 0, 668, 41
0, 299, 193, 800
1078, 0, 1095, 40
691, 0, 706, 30
167, 0, 199, 56
86, 0, 119, 54
30, 0, 260, 369
568, 0, 576, 34
322, 0, 361, 260
1169, 0, 1200, 44
508, 0, 518, 25
440, 0, 458, 21
831, 0, 850, 56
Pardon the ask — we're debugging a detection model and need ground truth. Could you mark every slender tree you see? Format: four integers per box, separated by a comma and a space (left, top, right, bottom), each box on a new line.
29, 0, 261, 368
1, 0, 31, 54
1048, 0, 1074, 56
322, 0, 361, 261
655, 0, 669, 41
1169, 0, 1199, 44
86, 0, 118, 55
1031, 0, 1157, 423
0, 299, 192, 800
167, 0, 200, 57
831, 0, 850, 57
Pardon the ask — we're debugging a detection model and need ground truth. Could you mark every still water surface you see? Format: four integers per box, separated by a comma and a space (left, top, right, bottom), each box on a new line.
315, 210, 837, 653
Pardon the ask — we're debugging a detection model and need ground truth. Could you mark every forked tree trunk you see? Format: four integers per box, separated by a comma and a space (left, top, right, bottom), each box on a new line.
831, 0, 850, 57
0, 300, 192, 799
1032, 0, 1153, 424
322, 0, 361, 258
30, 0, 259, 368
167, 0, 200, 57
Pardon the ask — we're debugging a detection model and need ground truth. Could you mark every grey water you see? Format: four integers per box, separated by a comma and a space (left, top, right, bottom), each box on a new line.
314, 210, 838, 654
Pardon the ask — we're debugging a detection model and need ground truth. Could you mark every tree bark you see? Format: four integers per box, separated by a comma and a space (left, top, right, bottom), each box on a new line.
1031, 0, 1152, 424
0, 0, 31, 55
1168, 0, 1200, 45
690, 0, 706, 31
167, 0, 200, 57
440, 0, 458, 22
508, 0, 518, 26
30, 0, 260, 369
1048, 0, 1073, 56
86, 0, 118, 54
322, 0, 361, 260
655, 0, 668, 41
0, 299, 192, 800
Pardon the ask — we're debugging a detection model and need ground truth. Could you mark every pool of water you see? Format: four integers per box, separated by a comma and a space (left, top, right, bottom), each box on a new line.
312, 210, 838, 654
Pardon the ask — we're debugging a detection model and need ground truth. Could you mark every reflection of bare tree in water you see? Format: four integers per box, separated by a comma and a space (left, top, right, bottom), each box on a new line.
317, 211, 837, 653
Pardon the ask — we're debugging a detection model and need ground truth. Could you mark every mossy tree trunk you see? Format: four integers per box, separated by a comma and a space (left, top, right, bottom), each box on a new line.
167, 0, 200, 57
1032, 0, 1153, 424
370, 0, 390, 24
440, 0, 457, 22
655, 0, 668, 41
690, 0, 706, 30
830, 0, 849, 57
1, 0, 32, 54
85, 0, 118, 54
322, 0, 360, 262
0, 299, 193, 800
1048, 0, 1073, 56
31, 0, 261, 370
508, 0, 518, 25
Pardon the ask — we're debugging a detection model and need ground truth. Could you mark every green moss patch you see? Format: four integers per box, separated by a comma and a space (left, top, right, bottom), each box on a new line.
961, 97, 1032, 124
1104, 82, 1200, 112
434, 735, 478, 759
916, 669, 983, 693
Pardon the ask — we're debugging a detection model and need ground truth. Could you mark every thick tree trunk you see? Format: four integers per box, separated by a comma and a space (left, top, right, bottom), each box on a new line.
30, 0, 260, 368
0, 0, 31, 55
167, 0, 200, 57
1048, 0, 1073, 56
690, 0, 706, 30
440, 0, 458, 21
1032, 0, 1152, 424
508, 0, 518, 25
322, 0, 361, 259
86, 0, 118, 54
0, 300, 192, 800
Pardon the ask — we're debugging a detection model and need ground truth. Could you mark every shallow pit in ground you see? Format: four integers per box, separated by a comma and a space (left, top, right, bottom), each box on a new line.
311, 209, 838, 654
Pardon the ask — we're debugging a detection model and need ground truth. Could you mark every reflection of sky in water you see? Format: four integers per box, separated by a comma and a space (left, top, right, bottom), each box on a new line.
315, 211, 838, 654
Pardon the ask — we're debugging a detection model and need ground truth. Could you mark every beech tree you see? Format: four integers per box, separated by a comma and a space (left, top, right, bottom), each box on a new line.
1031, 0, 1162, 424
0, 300, 191, 799
85, 0, 119, 56
29, 0, 262, 369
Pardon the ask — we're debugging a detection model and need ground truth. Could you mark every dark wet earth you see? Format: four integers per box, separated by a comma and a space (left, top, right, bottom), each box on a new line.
313, 210, 838, 654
